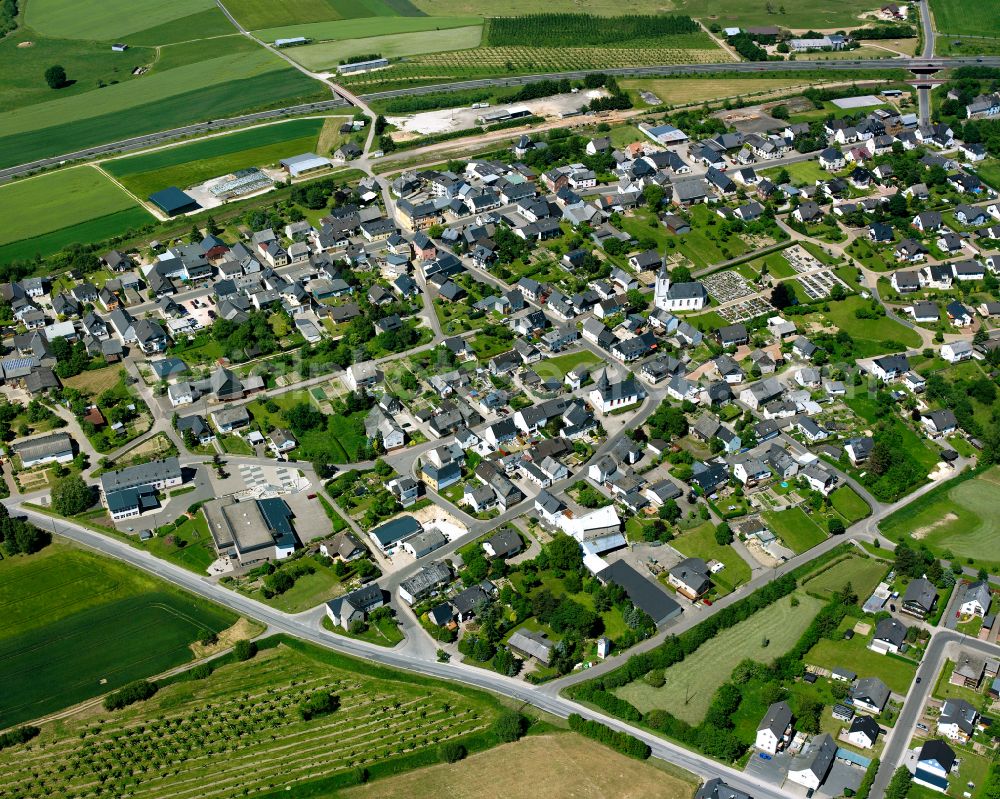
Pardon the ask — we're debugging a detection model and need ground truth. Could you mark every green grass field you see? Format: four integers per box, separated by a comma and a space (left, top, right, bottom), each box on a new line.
615, 593, 823, 723
762, 159, 829, 186
0, 543, 235, 727
534, 349, 601, 379
829, 486, 871, 523
288, 25, 483, 67
257, 14, 480, 42
105, 118, 325, 197
0, 37, 324, 168
672, 521, 752, 595
807, 627, 915, 694
822, 296, 922, 351
0, 166, 146, 246
930, 0, 1000, 36
0, 639, 504, 798
880, 467, 1000, 563
25, 0, 216, 40
227, 0, 425, 30
802, 555, 886, 601
0, 206, 153, 265
763, 507, 827, 553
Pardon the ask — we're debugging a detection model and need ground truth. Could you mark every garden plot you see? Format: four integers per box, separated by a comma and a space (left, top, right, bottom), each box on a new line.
784, 244, 825, 273
718, 296, 774, 322
796, 270, 851, 300
703, 270, 755, 303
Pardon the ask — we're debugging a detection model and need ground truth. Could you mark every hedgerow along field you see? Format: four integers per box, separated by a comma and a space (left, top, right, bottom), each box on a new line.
0, 543, 237, 728
103, 117, 327, 198
0, 639, 506, 799
880, 467, 1000, 564
614, 592, 824, 723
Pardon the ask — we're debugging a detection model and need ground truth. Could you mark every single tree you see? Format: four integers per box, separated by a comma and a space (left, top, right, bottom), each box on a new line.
45, 65, 67, 89
51, 475, 94, 516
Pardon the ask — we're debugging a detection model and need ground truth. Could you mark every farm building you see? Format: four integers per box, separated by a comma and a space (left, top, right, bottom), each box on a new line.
148, 187, 200, 217
12, 432, 74, 468
279, 153, 333, 178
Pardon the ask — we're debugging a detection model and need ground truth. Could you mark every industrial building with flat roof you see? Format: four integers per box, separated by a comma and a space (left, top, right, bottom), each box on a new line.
203, 496, 298, 565
148, 187, 200, 216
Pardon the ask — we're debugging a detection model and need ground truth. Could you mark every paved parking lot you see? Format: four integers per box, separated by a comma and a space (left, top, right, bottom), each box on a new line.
744, 750, 792, 787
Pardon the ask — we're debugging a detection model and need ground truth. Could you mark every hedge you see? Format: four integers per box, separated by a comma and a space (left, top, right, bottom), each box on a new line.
567, 714, 650, 760
103, 680, 158, 711
0, 725, 40, 751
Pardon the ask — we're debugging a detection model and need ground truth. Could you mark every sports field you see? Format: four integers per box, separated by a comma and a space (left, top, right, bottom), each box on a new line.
345, 734, 696, 799
615, 593, 824, 723
930, 0, 1000, 36
0, 166, 148, 246
802, 555, 886, 601
0, 543, 236, 727
287, 25, 483, 67
880, 467, 1000, 562
763, 507, 827, 553
25, 0, 216, 40
257, 14, 481, 42
0, 640, 503, 798
104, 117, 326, 197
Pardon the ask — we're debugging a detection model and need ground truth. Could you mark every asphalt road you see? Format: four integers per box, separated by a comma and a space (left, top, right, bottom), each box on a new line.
23, 505, 797, 799
356, 56, 1000, 102
0, 100, 349, 182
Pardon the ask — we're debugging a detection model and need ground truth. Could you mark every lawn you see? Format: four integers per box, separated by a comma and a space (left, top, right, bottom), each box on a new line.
287, 25, 484, 69
672, 521, 751, 595
802, 555, 887, 602
0, 166, 145, 246
750, 250, 796, 278
620, 204, 748, 270
763, 507, 827, 553
257, 14, 482, 42
0, 542, 235, 727
930, 0, 1000, 36
25, 0, 216, 40
829, 485, 871, 523
822, 295, 922, 351
344, 733, 697, 799
0, 38, 324, 168
615, 592, 823, 723
975, 158, 1000, 191
145, 515, 218, 573
252, 556, 354, 614
0, 639, 505, 798
805, 632, 917, 694
762, 159, 829, 186
535, 349, 601, 379
104, 117, 324, 197
63, 364, 128, 394
880, 467, 1000, 564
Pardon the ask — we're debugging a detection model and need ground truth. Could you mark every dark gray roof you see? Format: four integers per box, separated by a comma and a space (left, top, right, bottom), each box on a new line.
597, 560, 681, 624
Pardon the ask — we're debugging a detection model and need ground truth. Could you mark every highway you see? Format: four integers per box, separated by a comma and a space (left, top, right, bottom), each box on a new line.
20, 504, 797, 799
0, 100, 349, 183
917, 0, 935, 124
0, 54, 995, 183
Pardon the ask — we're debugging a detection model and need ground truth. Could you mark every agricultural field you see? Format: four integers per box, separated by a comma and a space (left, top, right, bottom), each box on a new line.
930, 0, 1000, 36
25, 0, 217, 40
880, 467, 1000, 564
0, 167, 153, 265
829, 485, 871, 523
802, 555, 887, 601
257, 14, 482, 43
225, 0, 428, 31
0, 35, 325, 169
0, 639, 505, 799
104, 117, 327, 198
287, 25, 484, 68
345, 733, 697, 799
615, 593, 824, 723
762, 507, 827, 553
622, 77, 829, 107
0, 543, 236, 727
